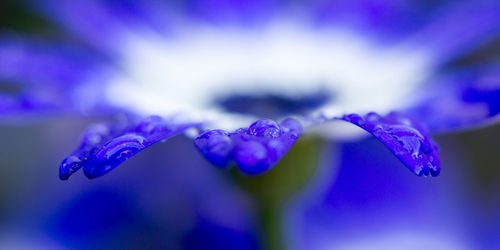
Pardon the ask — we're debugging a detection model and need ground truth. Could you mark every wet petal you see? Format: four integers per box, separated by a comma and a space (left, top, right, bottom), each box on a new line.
83, 133, 147, 178
335, 112, 440, 177
193, 130, 234, 168
60, 116, 195, 180
194, 118, 302, 175
59, 122, 122, 180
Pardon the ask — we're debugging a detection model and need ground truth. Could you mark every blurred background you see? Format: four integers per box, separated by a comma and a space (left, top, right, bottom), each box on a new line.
1, 1, 500, 249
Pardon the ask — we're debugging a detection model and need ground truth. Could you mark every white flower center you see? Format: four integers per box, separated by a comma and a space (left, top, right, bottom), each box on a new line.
106, 20, 432, 130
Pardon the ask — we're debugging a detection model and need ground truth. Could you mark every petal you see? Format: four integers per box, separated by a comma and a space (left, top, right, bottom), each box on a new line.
184, 0, 277, 25
30, 0, 500, 64
321, 112, 440, 177
411, 0, 500, 64
312, 0, 430, 37
0, 93, 48, 116
194, 118, 302, 175
60, 116, 196, 180
0, 36, 106, 115
404, 64, 500, 133
0, 35, 100, 86
59, 121, 125, 180
33, 0, 174, 51
314, 0, 500, 64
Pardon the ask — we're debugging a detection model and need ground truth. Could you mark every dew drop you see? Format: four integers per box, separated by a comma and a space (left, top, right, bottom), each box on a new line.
248, 119, 282, 138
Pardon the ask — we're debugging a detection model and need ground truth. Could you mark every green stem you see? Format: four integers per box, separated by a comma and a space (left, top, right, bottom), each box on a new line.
231, 137, 324, 250
260, 204, 284, 250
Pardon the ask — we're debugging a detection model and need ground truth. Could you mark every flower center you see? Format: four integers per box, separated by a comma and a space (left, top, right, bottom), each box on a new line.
105, 21, 432, 129
215, 88, 333, 119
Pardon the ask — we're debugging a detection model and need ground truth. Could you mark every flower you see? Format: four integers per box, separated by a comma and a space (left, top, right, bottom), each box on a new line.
2, 0, 495, 179
1, 0, 500, 249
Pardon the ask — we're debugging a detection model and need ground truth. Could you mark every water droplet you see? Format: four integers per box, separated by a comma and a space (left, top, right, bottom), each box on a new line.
234, 140, 269, 175
194, 130, 233, 168
248, 119, 282, 138
136, 116, 169, 135
81, 124, 110, 146
84, 133, 147, 179
280, 118, 303, 139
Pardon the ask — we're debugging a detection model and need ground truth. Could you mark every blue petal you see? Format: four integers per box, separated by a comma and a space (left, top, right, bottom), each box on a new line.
312, 0, 430, 38
404, 64, 500, 133
184, 0, 277, 25
0, 93, 43, 116
337, 112, 440, 177
194, 130, 234, 168
0, 35, 100, 86
30, 0, 500, 66
314, 0, 500, 63
0, 91, 79, 117
411, 0, 500, 63
194, 118, 302, 175
33, 0, 174, 51
83, 133, 148, 178
0, 36, 105, 115
59, 122, 121, 180
60, 116, 196, 180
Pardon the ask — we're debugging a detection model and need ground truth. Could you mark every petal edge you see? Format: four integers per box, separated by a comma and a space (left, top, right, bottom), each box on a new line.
338, 112, 440, 177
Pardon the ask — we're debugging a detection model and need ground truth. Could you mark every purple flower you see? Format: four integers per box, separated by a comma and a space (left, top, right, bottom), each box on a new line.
69, 0, 499, 178
0, 0, 492, 179
1, 0, 500, 248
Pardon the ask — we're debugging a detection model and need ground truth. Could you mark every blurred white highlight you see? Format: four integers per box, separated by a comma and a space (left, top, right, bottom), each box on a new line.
106, 21, 432, 130
316, 231, 471, 250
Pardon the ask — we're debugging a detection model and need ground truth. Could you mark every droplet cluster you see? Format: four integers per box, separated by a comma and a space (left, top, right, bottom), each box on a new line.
194, 118, 303, 175
341, 112, 440, 176
60, 116, 193, 179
